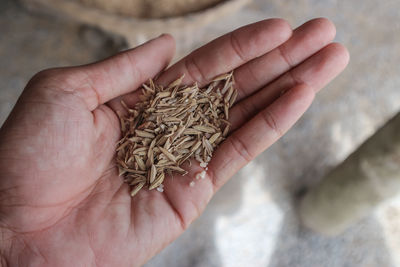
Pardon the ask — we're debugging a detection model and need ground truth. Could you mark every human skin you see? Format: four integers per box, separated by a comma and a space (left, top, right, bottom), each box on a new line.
0, 18, 348, 266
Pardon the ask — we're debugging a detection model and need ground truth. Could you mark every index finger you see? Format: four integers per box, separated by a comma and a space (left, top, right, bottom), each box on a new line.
52, 34, 176, 111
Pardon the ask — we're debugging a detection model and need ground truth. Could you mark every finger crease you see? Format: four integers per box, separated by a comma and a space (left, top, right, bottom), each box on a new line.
126, 53, 144, 84
207, 166, 218, 193
87, 80, 102, 110
228, 134, 253, 163
81, 70, 102, 110
260, 109, 283, 137
230, 32, 248, 62
162, 192, 188, 231
277, 45, 294, 68
184, 57, 207, 84
286, 69, 304, 87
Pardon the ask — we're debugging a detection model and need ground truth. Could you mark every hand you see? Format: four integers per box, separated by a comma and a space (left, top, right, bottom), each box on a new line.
0, 18, 348, 266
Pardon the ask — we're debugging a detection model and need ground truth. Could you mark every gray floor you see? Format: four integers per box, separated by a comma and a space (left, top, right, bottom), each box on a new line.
1, 0, 400, 266
0, 0, 126, 126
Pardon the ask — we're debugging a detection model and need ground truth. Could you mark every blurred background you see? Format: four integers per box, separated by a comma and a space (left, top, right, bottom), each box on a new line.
1, 0, 400, 266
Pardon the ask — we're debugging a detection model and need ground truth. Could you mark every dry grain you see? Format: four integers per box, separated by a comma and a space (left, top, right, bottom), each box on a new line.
116, 72, 236, 196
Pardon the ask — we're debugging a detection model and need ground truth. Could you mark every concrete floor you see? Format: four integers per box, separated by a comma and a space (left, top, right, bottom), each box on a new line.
1, 0, 400, 266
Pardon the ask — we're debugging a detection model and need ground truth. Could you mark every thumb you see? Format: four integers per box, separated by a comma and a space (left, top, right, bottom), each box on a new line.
30, 34, 176, 111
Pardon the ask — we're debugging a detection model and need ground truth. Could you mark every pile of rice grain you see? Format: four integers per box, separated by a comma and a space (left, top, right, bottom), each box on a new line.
116, 72, 237, 196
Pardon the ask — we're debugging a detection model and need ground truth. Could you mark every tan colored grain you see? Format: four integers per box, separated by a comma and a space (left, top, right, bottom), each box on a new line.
193, 125, 216, 133
208, 132, 221, 144
130, 182, 145, 197
134, 155, 146, 171
135, 130, 155, 138
149, 173, 165, 190
116, 71, 236, 196
149, 164, 157, 184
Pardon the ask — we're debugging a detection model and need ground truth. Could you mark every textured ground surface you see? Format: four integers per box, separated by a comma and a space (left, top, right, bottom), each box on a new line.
1, 0, 400, 266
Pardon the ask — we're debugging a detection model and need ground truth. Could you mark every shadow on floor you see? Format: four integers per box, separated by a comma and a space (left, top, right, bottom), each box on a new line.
260, 110, 395, 267
267, 214, 394, 267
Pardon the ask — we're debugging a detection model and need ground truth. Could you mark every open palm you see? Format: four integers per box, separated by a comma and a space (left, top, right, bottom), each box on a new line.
0, 18, 348, 266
